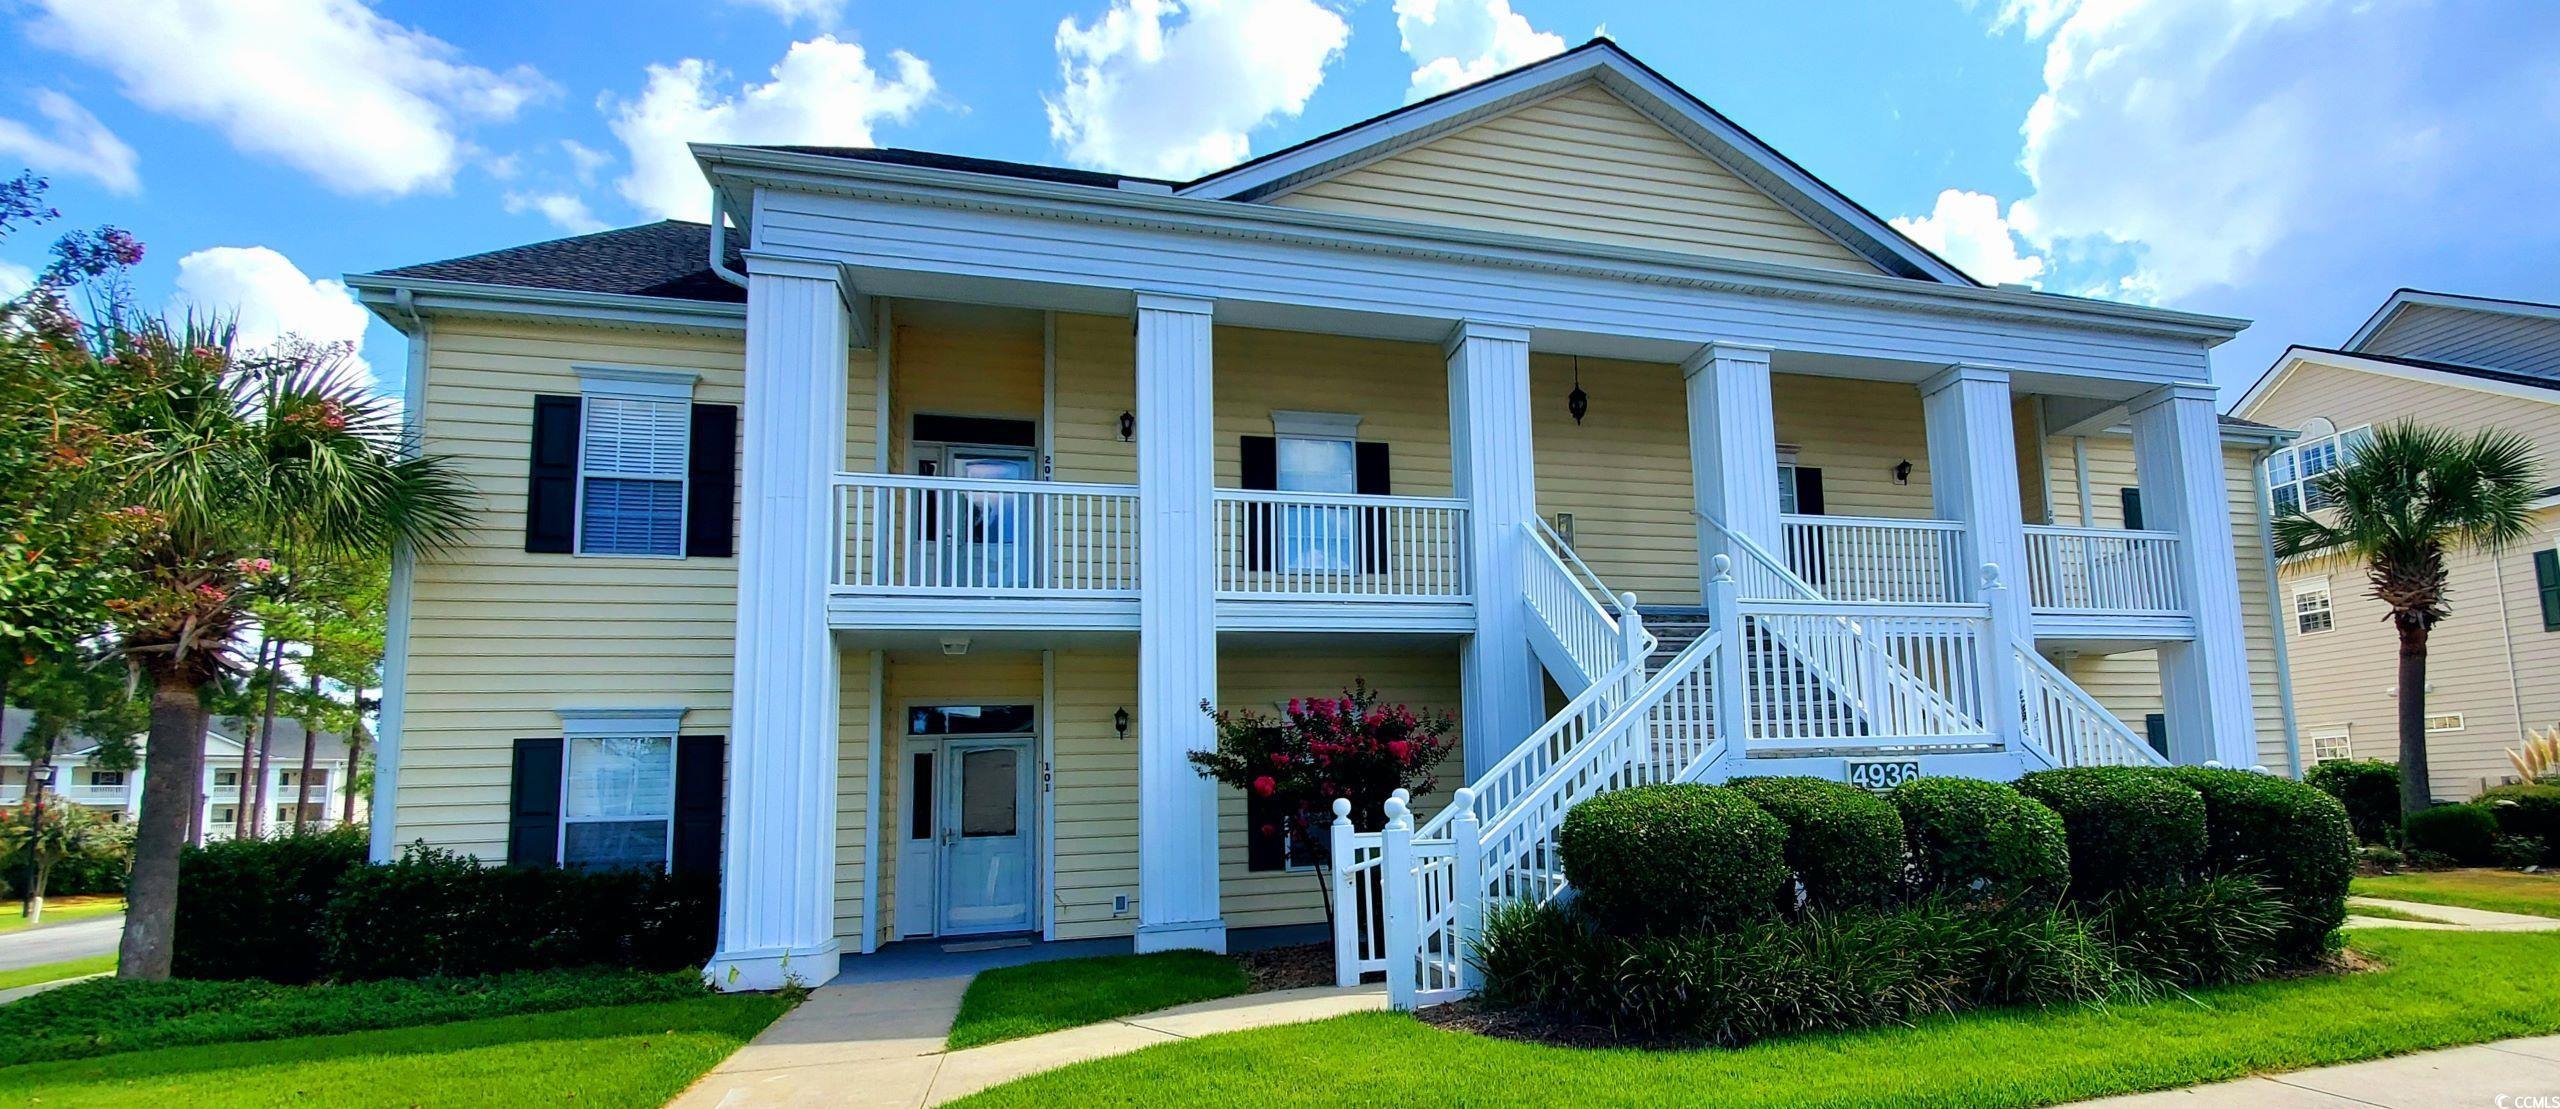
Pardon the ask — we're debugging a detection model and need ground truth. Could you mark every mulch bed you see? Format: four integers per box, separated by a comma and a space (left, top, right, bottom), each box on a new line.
1232, 942, 1336, 992
1417, 999, 1668, 1049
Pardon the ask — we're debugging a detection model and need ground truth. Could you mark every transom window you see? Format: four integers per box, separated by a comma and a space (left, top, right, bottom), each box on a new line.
575, 368, 698, 557
2267, 425, 2372, 516
2291, 580, 2334, 635
2426, 713, 2466, 733
560, 735, 675, 871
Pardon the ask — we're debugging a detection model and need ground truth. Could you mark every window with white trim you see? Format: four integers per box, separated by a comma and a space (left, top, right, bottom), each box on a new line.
560, 735, 675, 871
2308, 726, 2352, 763
2266, 424, 2372, 515
1776, 449, 1801, 515
1271, 411, 1359, 572
2291, 580, 2334, 635
576, 370, 697, 557
2426, 713, 2465, 733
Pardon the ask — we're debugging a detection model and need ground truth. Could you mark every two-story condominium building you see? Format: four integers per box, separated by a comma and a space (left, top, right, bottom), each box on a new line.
349, 41, 2296, 995
1, 710, 365, 836
2237, 289, 2560, 801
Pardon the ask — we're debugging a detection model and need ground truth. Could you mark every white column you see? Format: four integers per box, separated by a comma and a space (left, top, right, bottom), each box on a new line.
1921, 365, 2034, 754
2130, 384, 2259, 766
1683, 342, 1780, 592
1133, 291, 1224, 954
710, 253, 850, 991
1446, 321, 1543, 780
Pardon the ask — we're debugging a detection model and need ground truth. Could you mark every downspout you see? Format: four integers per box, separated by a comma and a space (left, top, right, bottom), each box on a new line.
372, 288, 429, 861
709, 193, 749, 290
2249, 443, 2303, 777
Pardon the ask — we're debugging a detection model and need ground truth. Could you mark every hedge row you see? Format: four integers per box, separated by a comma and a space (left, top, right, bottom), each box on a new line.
173, 829, 713, 983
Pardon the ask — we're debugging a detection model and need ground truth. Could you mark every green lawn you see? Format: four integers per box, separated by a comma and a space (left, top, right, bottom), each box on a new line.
0, 995, 789, 1108
0, 954, 115, 992
2353, 869, 2560, 918
0, 896, 124, 935
947, 950, 1251, 1050
955, 930, 2560, 1108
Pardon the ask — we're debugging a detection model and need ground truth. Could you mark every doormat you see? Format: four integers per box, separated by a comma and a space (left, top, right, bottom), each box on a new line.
941, 937, 1033, 953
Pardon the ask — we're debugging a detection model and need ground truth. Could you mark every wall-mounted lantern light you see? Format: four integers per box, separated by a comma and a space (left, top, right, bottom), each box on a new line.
1114, 706, 1131, 739
1892, 459, 1913, 486
1567, 356, 1589, 425
1118, 411, 1136, 442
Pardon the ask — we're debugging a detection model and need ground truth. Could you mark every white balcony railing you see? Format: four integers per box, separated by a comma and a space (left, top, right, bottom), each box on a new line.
833, 473, 1141, 596
1213, 489, 1469, 601
2022, 525, 2182, 615
1779, 514, 1966, 604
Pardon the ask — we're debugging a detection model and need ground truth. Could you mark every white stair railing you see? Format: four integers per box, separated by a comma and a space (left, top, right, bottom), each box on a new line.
1523, 518, 1645, 691
2016, 647, 2172, 767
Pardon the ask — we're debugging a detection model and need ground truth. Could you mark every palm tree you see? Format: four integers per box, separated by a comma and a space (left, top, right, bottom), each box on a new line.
2272, 421, 2540, 821
83, 320, 470, 979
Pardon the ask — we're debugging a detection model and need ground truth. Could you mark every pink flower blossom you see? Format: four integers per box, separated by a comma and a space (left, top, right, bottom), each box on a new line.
1252, 775, 1277, 797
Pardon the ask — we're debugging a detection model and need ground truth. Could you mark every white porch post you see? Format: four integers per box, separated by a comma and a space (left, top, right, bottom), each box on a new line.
1446, 321, 1543, 780
710, 253, 850, 991
2130, 384, 2259, 767
1920, 364, 2032, 751
1133, 291, 1225, 954
1683, 342, 1780, 590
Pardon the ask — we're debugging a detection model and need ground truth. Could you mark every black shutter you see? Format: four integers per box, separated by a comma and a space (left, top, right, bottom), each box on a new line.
1794, 468, 1826, 515
672, 735, 725, 877
2143, 713, 2169, 759
1793, 468, 1827, 589
1241, 436, 1277, 572
2535, 549, 2560, 631
1246, 789, 1288, 872
2120, 488, 2145, 531
1356, 441, 1391, 573
507, 738, 564, 867
525, 396, 581, 553
686, 404, 737, 558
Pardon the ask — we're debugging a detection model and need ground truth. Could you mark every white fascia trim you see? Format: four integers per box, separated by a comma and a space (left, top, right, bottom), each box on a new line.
1270, 410, 1362, 439
2344, 289, 2560, 351
577, 365, 701, 400
2238, 346, 2560, 417
556, 707, 690, 739
348, 276, 747, 335
695, 148, 2248, 347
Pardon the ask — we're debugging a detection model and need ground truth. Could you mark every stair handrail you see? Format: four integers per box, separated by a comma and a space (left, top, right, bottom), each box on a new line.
1530, 516, 1637, 624
1475, 629, 1724, 849
2015, 645, 2171, 767
1413, 624, 1644, 843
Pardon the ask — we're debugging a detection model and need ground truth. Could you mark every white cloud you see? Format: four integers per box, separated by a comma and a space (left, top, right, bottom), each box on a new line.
24, 0, 551, 196
1046, 0, 1349, 179
562, 139, 613, 184
171, 247, 375, 390
0, 90, 141, 194
506, 191, 610, 235
1890, 189, 2046, 287
1393, 0, 1566, 102
607, 36, 935, 221
0, 260, 33, 301
729, 0, 844, 24
1987, 0, 2560, 306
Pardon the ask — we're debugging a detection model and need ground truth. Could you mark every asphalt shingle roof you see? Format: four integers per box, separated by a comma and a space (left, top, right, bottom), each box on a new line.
364, 220, 744, 304
2297, 344, 2560, 394
750, 146, 1168, 190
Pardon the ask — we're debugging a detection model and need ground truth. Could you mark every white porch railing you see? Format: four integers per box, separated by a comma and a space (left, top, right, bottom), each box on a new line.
2017, 647, 2172, 767
1738, 601, 1993, 749
2022, 525, 2183, 615
1523, 518, 1642, 690
1779, 514, 1967, 604
832, 473, 1140, 595
1212, 489, 1470, 601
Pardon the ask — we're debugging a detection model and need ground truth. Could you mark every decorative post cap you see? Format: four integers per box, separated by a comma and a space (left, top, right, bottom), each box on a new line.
1331, 797, 1353, 818
1710, 554, 1733, 580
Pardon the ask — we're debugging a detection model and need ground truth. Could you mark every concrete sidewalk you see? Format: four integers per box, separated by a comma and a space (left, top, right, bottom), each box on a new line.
2078, 1034, 2560, 1107
2344, 896, 2560, 932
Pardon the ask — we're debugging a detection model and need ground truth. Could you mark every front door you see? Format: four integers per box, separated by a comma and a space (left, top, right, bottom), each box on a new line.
937, 738, 1035, 935
917, 445, 1038, 589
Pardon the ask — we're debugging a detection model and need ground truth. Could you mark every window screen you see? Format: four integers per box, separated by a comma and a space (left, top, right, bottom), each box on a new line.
579, 395, 688, 556
560, 736, 673, 870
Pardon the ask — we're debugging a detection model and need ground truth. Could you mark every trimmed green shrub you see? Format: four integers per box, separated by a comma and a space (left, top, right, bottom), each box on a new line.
173, 825, 369, 983
2493, 835, 2546, 870
322, 845, 715, 981
2479, 783, 2560, 864
2090, 875, 2284, 987
1727, 776, 1905, 911
2016, 767, 2207, 899
1888, 777, 2069, 900
2358, 844, 2407, 873
1474, 897, 2126, 1045
2164, 767, 2355, 959
1557, 784, 1789, 935
2403, 803, 2499, 865
2306, 760, 2403, 845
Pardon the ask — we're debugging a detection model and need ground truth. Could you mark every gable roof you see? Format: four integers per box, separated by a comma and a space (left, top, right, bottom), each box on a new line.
364, 220, 744, 304
2344, 288, 2560, 352
2232, 343, 2560, 418
1179, 39, 1974, 285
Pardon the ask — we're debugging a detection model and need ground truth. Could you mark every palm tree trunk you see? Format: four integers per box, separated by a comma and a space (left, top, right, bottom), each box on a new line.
233, 637, 270, 839
120, 666, 210, 980
2396, 616, 2433, 820
294, 672, 319, 832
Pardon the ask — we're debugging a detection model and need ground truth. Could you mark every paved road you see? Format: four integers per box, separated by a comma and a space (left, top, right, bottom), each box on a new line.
0, 914, 122, 971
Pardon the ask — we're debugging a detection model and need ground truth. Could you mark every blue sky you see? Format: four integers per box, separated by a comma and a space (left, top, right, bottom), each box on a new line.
2, 0, 2555, 405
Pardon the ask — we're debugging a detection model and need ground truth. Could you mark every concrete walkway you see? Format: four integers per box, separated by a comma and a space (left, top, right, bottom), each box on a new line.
0, 914, 122, 971
670, 977, 1386, 1108
2344, 896, 2560, 932
2077, 1034, 2560, 1107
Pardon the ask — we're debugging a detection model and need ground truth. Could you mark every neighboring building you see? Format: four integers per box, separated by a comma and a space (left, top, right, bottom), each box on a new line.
1, 709, 366, 836
347, 40, 2292, 993
2236, 289, 2560, 801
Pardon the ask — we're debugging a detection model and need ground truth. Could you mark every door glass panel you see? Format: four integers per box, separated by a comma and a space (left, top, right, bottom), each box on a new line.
959, 748, 1019, 837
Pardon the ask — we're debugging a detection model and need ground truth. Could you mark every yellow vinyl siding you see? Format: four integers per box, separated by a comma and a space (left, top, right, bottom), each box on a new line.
1272, 85, 1880, 274
834, 650, 876, 943
2243, 357, 2560, 797
1050, 312, 1136, 485
889, 300, 1044, 473
1212, 327, 1453, 495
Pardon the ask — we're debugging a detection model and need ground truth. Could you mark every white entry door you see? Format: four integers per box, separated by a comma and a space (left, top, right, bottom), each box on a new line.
938, 738, 1035, 935
917, 446, 1038, 590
